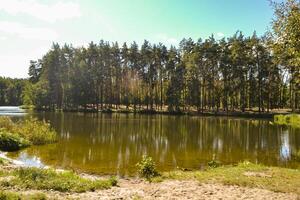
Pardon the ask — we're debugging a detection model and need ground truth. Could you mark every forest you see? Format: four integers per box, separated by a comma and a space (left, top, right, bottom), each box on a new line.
0, 77, 26, 106
1, 0, 300, 113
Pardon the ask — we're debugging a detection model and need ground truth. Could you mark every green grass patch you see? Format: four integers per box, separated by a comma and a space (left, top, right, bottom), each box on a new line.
0, 190, 47, 200
1, 167, 116, 193
274, 114, 300, 127
154, 161, 300, 194
0, 117, 57, 151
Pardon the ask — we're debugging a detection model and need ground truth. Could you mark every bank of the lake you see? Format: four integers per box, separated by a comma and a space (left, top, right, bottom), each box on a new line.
0, 107, 299, 199
0, 156, 298, 200
27, 104, 297, 119
3, 107, 300, 175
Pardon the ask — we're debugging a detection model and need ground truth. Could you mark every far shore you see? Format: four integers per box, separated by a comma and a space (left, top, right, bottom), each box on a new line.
20, 105, 298, 119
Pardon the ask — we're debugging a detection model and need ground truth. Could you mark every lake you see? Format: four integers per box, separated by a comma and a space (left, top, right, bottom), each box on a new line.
2, 107, 300, 175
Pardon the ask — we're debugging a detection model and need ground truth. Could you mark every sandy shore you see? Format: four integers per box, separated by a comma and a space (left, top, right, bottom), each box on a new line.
5, 179, 298, 200
1, 153, 298, 200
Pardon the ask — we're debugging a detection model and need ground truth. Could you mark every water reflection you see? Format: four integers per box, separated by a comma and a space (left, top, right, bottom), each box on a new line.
6, 112, 300, 175
280, 130, 291, 160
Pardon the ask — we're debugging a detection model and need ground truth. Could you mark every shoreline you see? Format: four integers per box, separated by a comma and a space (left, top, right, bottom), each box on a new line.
24, 106, 297, 119
0, 155, 299, 199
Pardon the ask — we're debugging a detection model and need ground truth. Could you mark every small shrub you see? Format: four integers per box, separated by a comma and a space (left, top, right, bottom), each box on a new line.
16, 118, 57, 145
208, 155, 221, 168
136, 155, 159, 181
109, 176, 118, 186
0, 131, 30, 151
0, 117, 15, 132
0, 117, 57, 152
274, 114, 300, 127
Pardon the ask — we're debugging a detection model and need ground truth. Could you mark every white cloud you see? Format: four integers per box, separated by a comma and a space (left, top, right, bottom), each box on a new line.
156, 34, 179, 46
0, 21, 58, 41
216, 32, 225, 38
0, 36, 7, 40
0, 0, 81, 23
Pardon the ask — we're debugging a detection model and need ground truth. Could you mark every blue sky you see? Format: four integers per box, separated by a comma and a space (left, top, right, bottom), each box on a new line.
0, 0, 275, 78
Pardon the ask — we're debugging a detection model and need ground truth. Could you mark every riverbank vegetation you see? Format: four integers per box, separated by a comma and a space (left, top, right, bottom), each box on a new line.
0, 0, 298, 114
1, 167, 116, 193
0, 158, 298, 198
136, 155, 160, 181
274, 114, 300, 127
0, 190, 47, 200
0, 117, 57, 151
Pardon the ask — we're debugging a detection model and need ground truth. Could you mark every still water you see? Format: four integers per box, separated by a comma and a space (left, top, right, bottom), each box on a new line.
3, 107, 300, 175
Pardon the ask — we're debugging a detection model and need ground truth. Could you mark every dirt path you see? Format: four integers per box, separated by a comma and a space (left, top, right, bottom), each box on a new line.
11, 179, 298, 200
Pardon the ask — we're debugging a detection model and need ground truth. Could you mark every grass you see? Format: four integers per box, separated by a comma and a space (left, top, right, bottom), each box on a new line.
0, 117, 57, 151
0, 167, 116, 193
274, 114, 300, 127
153, 161, 300, 195
19, 105, 35, 110
0, 131, 30, 152
0, 190, 47, 200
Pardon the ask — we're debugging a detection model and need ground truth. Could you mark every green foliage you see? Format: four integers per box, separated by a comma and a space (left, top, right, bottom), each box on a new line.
136, 155, 159, 181
0, 131, 30, 152
21, 24, 299, 113
0, 77, 27, 106
0, 157, 6, 165
0, 190, 20, 200
109, 176, 118, 186
207, 154, 221, 168
208, 160, 221, 168
0, 117, 15, 131
17, 118, 57, 145
0, 190, 47, 200
7, 167, 114, 193
0, 117, 57, 151
274, 114, 300, 127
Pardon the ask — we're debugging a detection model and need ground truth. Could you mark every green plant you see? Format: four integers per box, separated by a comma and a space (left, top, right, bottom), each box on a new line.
8, 167, 113, 193
136, 155, 159, 181
16, 118, 57, 145
274, 114, 300, 127
109, 176, 118, 186
0, 117, 15, 132
0, 117, 57, 152
0, 190, 47, 200
0, 131, 30, 152
208, 155, 221, 168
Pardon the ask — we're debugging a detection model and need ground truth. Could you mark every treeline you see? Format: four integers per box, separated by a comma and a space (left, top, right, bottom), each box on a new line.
0, 77, 27, 106
12, 0, 300, 112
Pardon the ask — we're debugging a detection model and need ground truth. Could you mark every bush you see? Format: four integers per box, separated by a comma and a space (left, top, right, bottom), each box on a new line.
0, 117, 15, 132
0, 131, 30, 152
0, 117, 57, 152
16, 118, 57, 145
274, 114, 300, 127
109, 176, 118, 186
9, 168, 114, 193
136, 155, 159, 181
208, 155, 221, 168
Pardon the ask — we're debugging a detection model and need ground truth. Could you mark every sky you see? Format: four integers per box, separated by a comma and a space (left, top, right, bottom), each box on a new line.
0, 0, 275, 78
